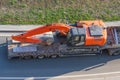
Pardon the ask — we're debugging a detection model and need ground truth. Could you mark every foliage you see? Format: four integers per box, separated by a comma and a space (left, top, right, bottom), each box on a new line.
0, 0, 120, 24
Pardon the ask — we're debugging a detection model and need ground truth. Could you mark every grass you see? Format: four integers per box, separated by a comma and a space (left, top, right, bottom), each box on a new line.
0, 0, 120, 24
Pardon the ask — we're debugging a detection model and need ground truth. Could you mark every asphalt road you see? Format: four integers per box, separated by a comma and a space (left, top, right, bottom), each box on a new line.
0, 36, 120, 80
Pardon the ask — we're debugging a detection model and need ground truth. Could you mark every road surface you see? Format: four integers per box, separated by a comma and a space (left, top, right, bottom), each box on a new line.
0, 36, 120, 80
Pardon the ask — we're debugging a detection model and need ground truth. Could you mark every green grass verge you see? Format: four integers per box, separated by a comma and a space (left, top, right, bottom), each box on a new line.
0, 0, 120, 24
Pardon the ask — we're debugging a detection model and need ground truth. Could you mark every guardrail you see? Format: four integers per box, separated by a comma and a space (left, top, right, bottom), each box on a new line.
0, 25, 40, 31
0, 25, 41, 36
0, 21, 120, 36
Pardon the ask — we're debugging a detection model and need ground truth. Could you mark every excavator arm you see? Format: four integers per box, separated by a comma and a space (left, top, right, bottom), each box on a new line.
12, 23, 73, 43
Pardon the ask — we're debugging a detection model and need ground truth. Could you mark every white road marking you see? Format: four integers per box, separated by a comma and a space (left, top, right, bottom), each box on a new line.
0, 71, 119, 79
83, 63, 105, 71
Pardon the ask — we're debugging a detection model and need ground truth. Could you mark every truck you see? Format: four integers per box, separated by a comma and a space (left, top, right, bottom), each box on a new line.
7, 20, 120, 59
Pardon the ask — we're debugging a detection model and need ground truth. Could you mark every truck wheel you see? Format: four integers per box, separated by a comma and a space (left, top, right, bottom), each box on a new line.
37, 55, 45, 59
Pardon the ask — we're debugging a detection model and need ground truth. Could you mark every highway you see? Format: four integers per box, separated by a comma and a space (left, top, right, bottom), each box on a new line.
0, 22, 120, 80
0, 36, 120, 80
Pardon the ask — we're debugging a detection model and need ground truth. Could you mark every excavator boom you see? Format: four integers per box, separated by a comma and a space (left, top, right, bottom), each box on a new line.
12, 23, 73, 43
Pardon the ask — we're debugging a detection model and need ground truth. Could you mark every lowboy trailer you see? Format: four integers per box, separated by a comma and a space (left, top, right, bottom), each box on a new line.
7, 20, 120, 59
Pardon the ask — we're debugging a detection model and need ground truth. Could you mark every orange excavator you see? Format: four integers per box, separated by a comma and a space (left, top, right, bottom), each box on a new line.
12, 23, 73, 44
7, 20, 120, 59
12, 20, 107, 46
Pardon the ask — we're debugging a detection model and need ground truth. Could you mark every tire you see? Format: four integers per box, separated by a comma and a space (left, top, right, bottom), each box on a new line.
101, 49, 109, 56
23, 56, 32, 60
37, 55, 45, 59
51, 54, 58, 58
112, 51, 120, 56
108, 48, 120, 56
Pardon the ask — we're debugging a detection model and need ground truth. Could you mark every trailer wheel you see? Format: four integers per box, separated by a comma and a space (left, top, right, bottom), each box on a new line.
108, 48, 120, 56
23, 56, 32, 60
112, 51, 120, 56
37, 55, 45, 59
18, 56, 24, 60
101, 49, 109, 56
51, 54, 58, 58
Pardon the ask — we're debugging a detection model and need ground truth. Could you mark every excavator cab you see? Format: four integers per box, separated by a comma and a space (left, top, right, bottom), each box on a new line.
67, 28, 86, 46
